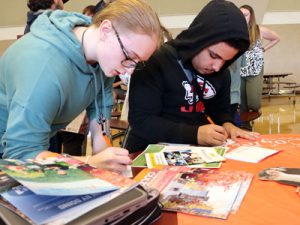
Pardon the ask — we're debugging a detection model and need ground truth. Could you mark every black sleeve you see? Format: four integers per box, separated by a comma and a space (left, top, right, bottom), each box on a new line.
128, 56, 199, 145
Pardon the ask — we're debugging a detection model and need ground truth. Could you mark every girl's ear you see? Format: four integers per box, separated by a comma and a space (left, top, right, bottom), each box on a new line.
98, 19, 113, 41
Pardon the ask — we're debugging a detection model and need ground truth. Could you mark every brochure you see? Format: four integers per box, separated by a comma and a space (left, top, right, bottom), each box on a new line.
145, 148, 225, 168
132, 144, 227, 169
135, 166, 253, 219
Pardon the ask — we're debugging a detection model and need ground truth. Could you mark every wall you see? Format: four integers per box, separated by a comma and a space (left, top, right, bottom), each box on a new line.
0, 0, 300, 83
264, 24, 300, 82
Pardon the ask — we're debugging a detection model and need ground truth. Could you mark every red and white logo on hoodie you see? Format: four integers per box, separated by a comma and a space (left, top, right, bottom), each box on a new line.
182, 76, 216, 105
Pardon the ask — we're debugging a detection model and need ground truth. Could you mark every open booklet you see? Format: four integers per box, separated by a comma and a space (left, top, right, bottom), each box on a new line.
132, 144, 228, 169
135, 166, 253, 219
0, 154, 138, 225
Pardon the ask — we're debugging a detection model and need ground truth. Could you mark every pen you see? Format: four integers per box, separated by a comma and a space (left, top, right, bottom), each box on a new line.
206, 114, 215, 125
104, 134, 112, 147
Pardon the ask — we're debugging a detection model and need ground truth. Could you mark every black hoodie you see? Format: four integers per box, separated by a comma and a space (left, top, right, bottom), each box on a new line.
24, 10, 44, 34
170, 0, 249, 69
127, 0, 250, 152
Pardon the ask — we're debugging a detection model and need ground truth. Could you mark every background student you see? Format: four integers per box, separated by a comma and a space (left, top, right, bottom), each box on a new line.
24, 0, 67, 34
239, 4, 280, 130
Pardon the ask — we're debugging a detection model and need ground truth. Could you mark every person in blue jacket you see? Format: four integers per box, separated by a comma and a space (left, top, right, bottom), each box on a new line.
0, 0, 161, 173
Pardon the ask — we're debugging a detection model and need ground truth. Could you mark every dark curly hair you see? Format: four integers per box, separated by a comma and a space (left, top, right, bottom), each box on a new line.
27, 0, 54, 12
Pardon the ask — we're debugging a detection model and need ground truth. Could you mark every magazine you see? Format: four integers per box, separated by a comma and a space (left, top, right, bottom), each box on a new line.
1, 185, 120, 225
132, 144, 227, 169
0, 155, 137, 196
0, 155, 139, 225
135, 166, 253, 219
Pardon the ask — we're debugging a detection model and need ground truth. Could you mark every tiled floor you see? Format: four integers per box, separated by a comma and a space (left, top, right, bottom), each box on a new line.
253, 95, 300, 134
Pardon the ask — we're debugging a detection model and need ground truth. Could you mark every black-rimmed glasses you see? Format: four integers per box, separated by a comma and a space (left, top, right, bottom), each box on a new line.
112, 25, 145, 70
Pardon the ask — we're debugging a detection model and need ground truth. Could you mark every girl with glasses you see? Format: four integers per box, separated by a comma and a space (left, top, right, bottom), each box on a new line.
0, 0, 162, 174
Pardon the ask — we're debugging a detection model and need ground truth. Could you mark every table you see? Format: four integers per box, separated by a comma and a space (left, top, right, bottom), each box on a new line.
263, 72, 293, 92
263, 73, 296, 101
131, 134, 300, 225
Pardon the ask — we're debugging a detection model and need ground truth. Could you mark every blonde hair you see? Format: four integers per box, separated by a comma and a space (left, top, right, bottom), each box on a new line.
93, 0, 162, 48
240, 4, 260, 46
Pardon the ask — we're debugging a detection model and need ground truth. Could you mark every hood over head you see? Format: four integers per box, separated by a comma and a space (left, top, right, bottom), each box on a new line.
169, 0, 249, 70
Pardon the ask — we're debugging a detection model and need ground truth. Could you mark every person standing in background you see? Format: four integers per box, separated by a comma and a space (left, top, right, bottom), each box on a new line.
82, 5, 96, 17
228, 55, 244, 127
24, 0, 68, 34
239, 4, 280, 130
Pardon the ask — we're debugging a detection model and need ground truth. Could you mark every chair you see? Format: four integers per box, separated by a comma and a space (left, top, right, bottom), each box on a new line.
240, 111, 262, 131
110, 118, 129, 146
240, 111, 262, 123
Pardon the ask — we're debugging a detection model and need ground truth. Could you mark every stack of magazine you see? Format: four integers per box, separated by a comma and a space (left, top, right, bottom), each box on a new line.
0, 155, 138, 225
135, 166, 253, 219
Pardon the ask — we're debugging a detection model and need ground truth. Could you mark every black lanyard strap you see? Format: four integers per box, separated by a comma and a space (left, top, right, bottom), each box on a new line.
178, 60, 206, 112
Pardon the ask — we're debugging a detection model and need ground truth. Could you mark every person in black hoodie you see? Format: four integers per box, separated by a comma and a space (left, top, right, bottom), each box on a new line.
127, 0, 260, 152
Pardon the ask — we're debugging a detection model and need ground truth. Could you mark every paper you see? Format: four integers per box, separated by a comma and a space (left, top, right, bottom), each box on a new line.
225, 146, 279, 163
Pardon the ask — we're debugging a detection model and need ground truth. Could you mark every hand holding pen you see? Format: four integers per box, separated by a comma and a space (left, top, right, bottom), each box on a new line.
196, 114, 228, 146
